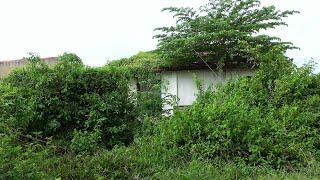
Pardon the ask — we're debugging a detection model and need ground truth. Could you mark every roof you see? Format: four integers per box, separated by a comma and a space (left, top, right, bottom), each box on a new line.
156, 58, 256, 72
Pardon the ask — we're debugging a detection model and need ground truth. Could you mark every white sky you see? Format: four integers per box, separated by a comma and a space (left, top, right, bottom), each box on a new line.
0, 0, 319, 71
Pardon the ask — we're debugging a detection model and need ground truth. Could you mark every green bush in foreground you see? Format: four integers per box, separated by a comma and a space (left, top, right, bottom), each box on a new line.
1, 134, 320, 179
107, 51, 164, 118
0, 53, 137, 152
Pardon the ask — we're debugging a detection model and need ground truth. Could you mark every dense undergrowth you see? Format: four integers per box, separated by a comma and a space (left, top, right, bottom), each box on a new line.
0, 53, 138, 153
0, 0, 319, 177
0, 49, 319, 179
155, 49, 320, 169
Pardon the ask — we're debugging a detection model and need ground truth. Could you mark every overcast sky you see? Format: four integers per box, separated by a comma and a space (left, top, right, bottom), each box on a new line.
0, 0, 319, 71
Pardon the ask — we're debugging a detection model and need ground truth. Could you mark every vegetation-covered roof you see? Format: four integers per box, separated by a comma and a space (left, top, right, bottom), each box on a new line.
108, 51, 255, 72
107, 51, 164, 71
110, 0, 298, 72
154, 0, 298, 67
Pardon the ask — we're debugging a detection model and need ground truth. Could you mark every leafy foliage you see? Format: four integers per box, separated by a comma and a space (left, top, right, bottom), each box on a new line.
1, 1, 319, 179
1, 50, 319, 179
1, 133, 320, 179
1, 53, 137, 151
154, 0, 299, 66
107, 51, 164, 118
108, 51, 164, 70
154, 49, 320, 168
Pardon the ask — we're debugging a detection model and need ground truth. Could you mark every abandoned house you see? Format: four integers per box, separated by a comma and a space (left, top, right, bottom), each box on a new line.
159, 60, 254, 115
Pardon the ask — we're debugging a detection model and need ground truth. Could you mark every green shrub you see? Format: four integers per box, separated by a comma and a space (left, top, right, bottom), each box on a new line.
154, 49, 320, 168
0, 133, 59, 180
0, 85, 30, 133
1, 53, 138, 151
1, 49, 319, 178
107, 51, 164, 118
70, 130, 101, 153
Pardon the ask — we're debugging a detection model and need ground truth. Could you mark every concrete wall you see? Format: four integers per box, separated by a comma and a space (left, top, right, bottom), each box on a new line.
161, 68, 254, 115
0, 57, 58, 78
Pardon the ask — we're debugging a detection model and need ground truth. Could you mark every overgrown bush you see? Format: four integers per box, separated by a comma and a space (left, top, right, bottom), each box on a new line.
1, 50, 320, 179
154, 49, 320, 168
1, 53, 138, 151
1, 0, 319, 177
107, 51, 164, 118
1, 132, 320, 179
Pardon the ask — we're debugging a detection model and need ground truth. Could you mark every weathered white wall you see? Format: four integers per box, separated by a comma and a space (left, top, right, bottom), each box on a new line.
226, 68, 254, 80
177, 71, 198, 106
161, 71, 177, 115
128, 78, 138, 94
161, 68, 254, 115
128, 78, 138, 102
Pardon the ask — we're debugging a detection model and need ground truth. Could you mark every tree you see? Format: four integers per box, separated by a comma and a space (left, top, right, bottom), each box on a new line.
154, 0, 299, 67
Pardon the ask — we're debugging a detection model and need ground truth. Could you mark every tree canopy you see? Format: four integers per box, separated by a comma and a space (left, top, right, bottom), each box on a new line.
154, 0, 299, 67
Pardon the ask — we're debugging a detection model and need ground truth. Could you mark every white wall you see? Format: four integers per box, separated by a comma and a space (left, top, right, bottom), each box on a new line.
161, 71, 177, 115
128, 78, 138, 93
226, 68, 254, 80
128, 78, 138, 102
161, 68, 253, 115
